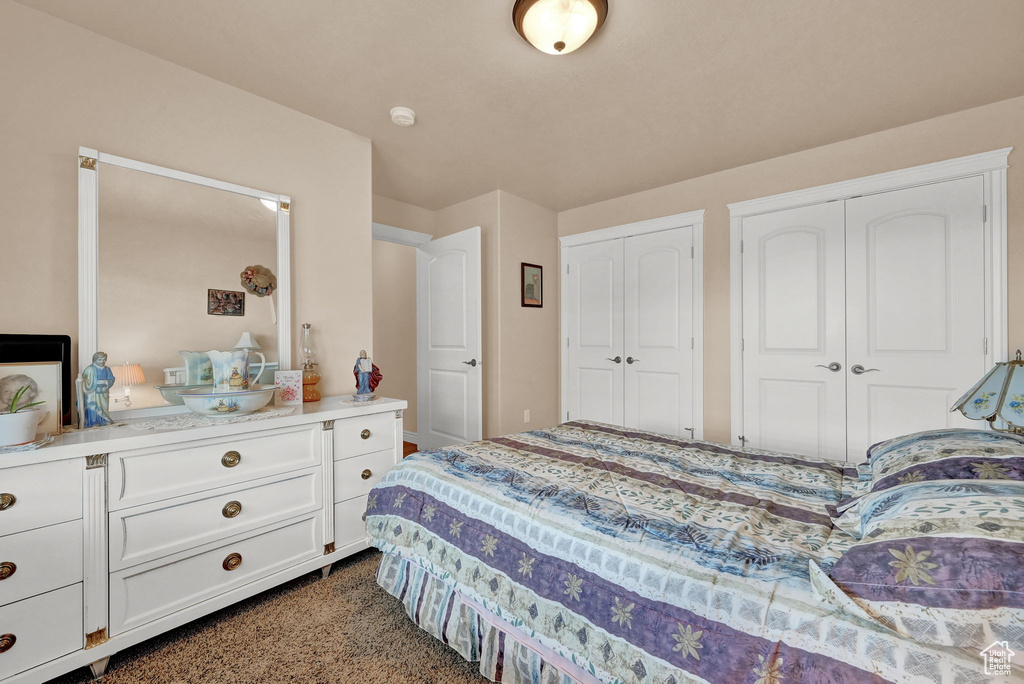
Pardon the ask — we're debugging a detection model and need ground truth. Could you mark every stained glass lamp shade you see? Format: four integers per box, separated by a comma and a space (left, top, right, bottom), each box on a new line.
950, 349, 1024, 434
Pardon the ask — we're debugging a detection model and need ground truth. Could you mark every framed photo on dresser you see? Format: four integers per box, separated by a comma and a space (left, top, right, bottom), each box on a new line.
0, 333, 73, 426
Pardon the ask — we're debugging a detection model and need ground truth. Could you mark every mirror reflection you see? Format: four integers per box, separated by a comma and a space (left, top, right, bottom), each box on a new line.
97, 165, 279, 410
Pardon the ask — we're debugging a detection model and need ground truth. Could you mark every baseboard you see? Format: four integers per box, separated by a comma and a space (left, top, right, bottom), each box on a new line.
403, 430, 417, 444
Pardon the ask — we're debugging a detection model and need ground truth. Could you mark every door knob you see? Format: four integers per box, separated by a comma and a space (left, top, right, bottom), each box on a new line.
626, 357, 640, 364
462, 359, 478, 367
814, 362, 842, 372
605, 356, 622, 364
851, 365, 880, 375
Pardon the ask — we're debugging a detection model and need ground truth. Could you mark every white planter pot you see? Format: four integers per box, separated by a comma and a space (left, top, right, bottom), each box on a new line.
0, 409, 43, 447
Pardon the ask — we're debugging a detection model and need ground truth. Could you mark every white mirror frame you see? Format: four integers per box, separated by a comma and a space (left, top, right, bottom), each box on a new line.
77, 146, 291, 415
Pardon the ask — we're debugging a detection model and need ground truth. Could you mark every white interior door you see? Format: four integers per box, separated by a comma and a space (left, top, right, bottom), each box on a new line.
623, 228, 695, 437
741, 202, 848, 460
845, 177, 986, 456
564, 240, 624, 425
416, 227, 482, 449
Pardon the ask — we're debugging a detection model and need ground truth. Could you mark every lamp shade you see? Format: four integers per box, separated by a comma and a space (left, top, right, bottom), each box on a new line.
950, 350, 1024, 431
513, 0, 608, 55
233, 332, 262, 351
112, 363, 146, 388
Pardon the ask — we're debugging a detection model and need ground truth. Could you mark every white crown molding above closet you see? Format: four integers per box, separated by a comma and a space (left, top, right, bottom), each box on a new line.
371, 222, 433, 247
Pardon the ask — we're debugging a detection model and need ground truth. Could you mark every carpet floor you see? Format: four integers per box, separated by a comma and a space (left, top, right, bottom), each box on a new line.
47, 549, 489, 684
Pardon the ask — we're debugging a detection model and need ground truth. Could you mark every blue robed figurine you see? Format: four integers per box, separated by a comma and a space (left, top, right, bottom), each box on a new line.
81, 351, 115, 427
353, 350, 382, 402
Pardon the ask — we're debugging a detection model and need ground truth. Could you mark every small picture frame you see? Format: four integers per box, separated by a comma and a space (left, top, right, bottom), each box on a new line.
208, 289, 246, 316
274, 370, 303, 405
0, 361, 62, 436
521, 263, 543, 308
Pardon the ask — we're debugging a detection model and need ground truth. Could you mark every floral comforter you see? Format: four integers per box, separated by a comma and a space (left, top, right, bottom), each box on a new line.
366, 421, 988, 684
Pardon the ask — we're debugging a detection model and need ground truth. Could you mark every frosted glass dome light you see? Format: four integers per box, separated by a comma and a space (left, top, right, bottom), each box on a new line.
513, 0, 608, 55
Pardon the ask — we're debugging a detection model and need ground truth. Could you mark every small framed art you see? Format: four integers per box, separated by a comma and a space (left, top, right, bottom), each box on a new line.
208, 289, 246, 316
0, 361, 62, 436
521, 263, 543, 308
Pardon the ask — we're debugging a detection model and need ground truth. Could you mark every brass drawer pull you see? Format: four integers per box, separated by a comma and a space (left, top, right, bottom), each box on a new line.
0, 493, 15, 511
222, 501, 243, 518
360, 429, 371, 440
360, 469, 372, 480
0, 562, 15, 581
221, 451, 241, 468
222, 552, 242, 571
0, 633, 15, 654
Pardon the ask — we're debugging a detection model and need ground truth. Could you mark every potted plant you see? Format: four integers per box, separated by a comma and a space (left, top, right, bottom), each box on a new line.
0, 385, 46, 447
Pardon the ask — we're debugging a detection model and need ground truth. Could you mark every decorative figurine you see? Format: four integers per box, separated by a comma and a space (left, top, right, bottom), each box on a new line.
353, 350, 382, 402
81, 351, 115, 427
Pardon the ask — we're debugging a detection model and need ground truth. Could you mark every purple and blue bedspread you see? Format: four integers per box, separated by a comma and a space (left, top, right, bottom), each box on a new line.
367, 421, 993, 683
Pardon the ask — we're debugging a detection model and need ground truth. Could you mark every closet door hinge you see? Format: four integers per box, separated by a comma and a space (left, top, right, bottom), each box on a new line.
691, 337, 694, 349
983, 205, 988, 223
566, 264, 570, 274
690, 246, 694, 259
984, 337, 989, 355
740, 338, 745, 352
739, 240, 744, 254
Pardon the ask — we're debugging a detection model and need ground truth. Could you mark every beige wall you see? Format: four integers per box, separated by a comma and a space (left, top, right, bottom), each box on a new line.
0, 1, 372, 400
497, 191, 560, 434
371, 240, 418, 434
373, 194, 436, 235
559, 95, 1024, 445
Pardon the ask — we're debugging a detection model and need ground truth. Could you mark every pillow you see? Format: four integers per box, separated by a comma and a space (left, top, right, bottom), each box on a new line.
864, 429, 1024, 494
827, 480, 1024, 649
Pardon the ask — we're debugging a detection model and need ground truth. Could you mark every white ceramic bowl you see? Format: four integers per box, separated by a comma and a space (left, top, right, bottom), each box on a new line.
154, 383, 211, 406
176, 385, 275, 417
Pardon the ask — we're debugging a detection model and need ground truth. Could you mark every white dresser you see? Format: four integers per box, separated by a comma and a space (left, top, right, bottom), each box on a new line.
0, 396, 405, 683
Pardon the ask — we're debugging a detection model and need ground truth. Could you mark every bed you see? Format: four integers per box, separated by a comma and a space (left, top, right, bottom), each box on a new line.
366, 420, 1024, 684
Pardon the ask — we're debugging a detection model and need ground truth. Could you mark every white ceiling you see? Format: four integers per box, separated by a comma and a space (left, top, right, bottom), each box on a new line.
17, 0, 1024, 211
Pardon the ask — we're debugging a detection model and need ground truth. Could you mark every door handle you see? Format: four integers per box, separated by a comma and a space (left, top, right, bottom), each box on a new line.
605, 356, 622, 364
851, 364, 880, 375
462, 359, 477, 367
814, 362, 842, 373
626, 357, 640, 364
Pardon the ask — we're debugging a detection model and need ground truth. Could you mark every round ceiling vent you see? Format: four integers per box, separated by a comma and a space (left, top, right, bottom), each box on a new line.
390, 107, 416, 127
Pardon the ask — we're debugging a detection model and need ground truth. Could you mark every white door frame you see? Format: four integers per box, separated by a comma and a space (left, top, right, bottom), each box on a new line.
728, 147, 1012, 448
559, 209, 706, 439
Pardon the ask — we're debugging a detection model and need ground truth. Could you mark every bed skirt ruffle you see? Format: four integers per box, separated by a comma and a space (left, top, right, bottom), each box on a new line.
376, 551, 599, 684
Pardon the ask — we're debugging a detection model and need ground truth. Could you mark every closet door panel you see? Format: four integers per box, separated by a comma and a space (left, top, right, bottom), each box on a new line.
845, 177, 986, 457
741, 203, 847, 460
624, 228, 695, 437
565, 240, 624, 425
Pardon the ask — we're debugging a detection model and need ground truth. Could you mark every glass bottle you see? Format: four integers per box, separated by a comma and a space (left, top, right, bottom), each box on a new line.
299, 323, 321, 402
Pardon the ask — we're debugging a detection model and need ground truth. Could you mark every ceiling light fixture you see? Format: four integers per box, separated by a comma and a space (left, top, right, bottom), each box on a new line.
513, 0, 607, 55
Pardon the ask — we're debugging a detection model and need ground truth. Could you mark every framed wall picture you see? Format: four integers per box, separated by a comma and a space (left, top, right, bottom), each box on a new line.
208, 289, 246, 316
0, 361, 62, 436
521, 263, 543, 308
0, 334, 73, 425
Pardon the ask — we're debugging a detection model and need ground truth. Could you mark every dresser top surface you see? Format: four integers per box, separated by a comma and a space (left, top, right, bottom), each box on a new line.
0, 395, 407, 468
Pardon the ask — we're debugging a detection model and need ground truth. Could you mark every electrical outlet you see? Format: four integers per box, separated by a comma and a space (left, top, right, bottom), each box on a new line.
523, 409, 531, 423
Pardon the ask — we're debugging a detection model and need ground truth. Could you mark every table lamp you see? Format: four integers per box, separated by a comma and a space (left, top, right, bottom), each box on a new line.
111, 363, 146, 409
950, 349, 1024, 434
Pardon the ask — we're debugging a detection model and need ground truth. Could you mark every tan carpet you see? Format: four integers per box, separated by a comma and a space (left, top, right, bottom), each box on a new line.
48, 549, 488, 684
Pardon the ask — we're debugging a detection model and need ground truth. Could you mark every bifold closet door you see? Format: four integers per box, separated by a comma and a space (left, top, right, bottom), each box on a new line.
623, 228, 695, 437
844, 177, 986, 456
741, 202, 848, 459
564, 239, 624, 425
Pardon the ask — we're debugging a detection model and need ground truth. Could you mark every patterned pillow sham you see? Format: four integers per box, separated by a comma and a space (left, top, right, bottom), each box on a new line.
827, 480, 1024, 649
863, 428, 1024, 496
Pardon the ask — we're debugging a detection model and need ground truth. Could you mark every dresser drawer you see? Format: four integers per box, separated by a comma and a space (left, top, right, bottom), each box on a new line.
0, 584, 83, 680
333, 412, 395, 459
0, 460, 82, 537
0, 520, 83, 607
109, 425, 320, 510
110, 467, 321, 571
335, 496, 370, 549
333, 449, 393, 503
110, 513, 321, 635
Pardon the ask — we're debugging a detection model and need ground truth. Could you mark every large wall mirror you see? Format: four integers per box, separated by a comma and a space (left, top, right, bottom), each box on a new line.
78, 147, 291, 415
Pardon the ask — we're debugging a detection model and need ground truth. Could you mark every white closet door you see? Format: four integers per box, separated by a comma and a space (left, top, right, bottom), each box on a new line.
845, 177, 986, 457
623, 228, 695, 437
742, 202, 848, 460
565, 240, 624, 425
